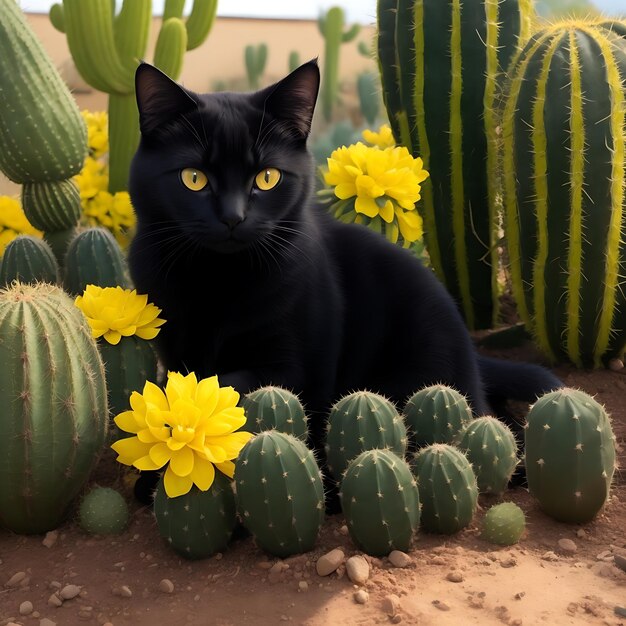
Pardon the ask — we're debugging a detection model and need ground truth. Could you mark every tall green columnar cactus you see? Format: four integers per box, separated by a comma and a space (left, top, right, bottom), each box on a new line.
503, 22, 626, 367
524, 388, 616, 523
245, 44, 268, 90
0, 0, 86, 266
50, 0, 218, 193
0, 283, 108, 534
340, 449, 420, 556
234, 431, 324, 557
377, 0, 533, 329
0, 236, 60, 287
318, 6, 361, 121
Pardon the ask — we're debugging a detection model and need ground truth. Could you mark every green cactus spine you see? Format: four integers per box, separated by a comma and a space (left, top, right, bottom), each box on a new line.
325, 391, 407, 481
403, 384, 472, 450
234, 431, 324, 557
241, 386, 308, 440
481, 502, 525, 546
0, 0, 86, 260
245, 43, 268, 89
78, 486, 129, 535
318, 6, 361, 121
63, 227, 130, 296
0, 236, 59, 286
51, 0, 218, 192
411, 443, 478, 534
377, 0, 533, 329
154, 472, 237, 559
456, 416, 518, 495
340, 449, 420, 556
503, 23, 626, 367
0, 283, 108, 534
524, 388, 616, 523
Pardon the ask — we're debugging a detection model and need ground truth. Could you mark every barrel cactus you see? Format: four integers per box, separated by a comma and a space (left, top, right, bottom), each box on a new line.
403, 384, 472, 450
234, 431, 324, 557
78, 486, 129, 535
340, 449, 420, 556
241, 386, 308, 440
325, 390, 407, 481
0, 283, 108, 534
411, 443, 478, 534
481, 502, 525, 546
377, 0, 533, 329
456, 416, 518, 495
524, 388, 616, 523
0, 235, 59, 286
503, 22, 626, 367
154, 472, 238, 559
0, 0, 86, 264
63, 227, 131, 296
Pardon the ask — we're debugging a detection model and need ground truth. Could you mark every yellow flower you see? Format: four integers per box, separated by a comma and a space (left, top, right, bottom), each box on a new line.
323, 142, 429, 244
362, 124, 396, 149
81, 110, 108, 159
111, 372, 253, 497
0, 195, 42, 255
75, 285, 165, 345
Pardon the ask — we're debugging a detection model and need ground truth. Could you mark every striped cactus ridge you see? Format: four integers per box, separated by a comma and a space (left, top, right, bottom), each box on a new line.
377, 0, 533, 330
503, 22, 626, 368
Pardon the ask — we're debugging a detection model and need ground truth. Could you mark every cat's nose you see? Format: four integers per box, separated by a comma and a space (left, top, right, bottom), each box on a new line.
221, 213, 244, 229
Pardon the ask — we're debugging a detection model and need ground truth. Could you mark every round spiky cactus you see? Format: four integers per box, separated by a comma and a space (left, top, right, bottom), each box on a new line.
524, 388, 616, 523
78, 486, 129, 535
411, 443, 478, 534
403, 384, 472, 450
241, 386, 308, 440
325, 390, 407, 481
0, 282, 108, 534
153, 472, 237, 560
0, 235, 59, 286
456, 416, 518, 495
481, 502, 525, 546
340, 449, 420, 556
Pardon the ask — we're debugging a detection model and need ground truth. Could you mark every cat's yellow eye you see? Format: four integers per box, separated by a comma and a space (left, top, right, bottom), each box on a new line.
255, 168, 281, 191
181, 168, 208, 191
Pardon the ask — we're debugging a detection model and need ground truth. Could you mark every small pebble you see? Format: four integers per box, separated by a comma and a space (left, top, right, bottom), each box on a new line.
48, 593, 63, 607
388, 550, 412, 568
40, 619, 57, 626
432, 600, 450, 611
159, 579, 174, 594
614, 554, 626, 572
446, 571, 464, 583
257, 560, 273, 569
383, 593, 401, 616
19, 600, 34, 615
339, 525, 349, 536
298, 581, 308, 592
354, 589, 369, 604
42, 531, 59, 548
316, 548, 345, 577
557, 538, 577, 554
119, 585, 132, 598
59, 584, 81, 600
391, 615, 403, 624
345, 555, 369, 585
5, 571, 26, 587
609, 358, 624, 371
541, 551, 559, 562
500, 557, 517, 568
576, 529, 587, 539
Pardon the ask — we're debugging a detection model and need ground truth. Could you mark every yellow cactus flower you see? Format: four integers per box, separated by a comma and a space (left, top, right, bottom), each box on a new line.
81, 110, 108, 159
0, 195, 41, 255
75, 285, 165, 345
362, 124, 396, 149
111, 372, 253, 497
323, 141, 429, 244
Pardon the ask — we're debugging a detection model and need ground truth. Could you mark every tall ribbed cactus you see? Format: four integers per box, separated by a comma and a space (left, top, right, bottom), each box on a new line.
503, 22, 626, 367
318, 6, 360, 121
245, 43, 268, 90
0, 0, 86, 265
50, 0, 218, 192
377, 0, 533, 329
0, 283, 108, 534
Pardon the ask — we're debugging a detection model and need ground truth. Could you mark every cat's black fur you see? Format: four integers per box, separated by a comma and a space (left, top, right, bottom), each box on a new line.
128, 61, 561, 498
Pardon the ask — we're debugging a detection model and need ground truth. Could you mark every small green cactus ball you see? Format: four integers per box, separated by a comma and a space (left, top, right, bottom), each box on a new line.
481, 502, 525, 546
78, 486, 129, 535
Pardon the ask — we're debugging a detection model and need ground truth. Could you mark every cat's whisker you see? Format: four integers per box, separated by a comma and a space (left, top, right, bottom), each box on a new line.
179, 113, 207, 151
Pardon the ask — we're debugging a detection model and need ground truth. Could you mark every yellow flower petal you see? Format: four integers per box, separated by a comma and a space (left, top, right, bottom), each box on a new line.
114, 410, 140, 434
164, 465, 194, 498
149, 442, 172, 467
190, 455, 216, 491
111, 436, 152, 464
215, 460, 235, 479
169, 446, 195, 477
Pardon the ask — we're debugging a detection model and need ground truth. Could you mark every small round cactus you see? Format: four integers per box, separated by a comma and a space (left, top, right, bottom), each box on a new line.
524, 388, 616, 523
0, 235, 59, 286
325, 390, 407, 481
403, 384, 473, 450
340, 449, 420, 556
78, 486, 129, 535
456, 416, 518, 495
241, 386, 308, 440
411, 443, 478, 534
481, 502, 525, 546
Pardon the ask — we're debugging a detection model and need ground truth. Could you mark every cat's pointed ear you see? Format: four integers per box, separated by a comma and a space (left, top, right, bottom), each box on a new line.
257, 59, 320, 138
135, 63, 198, 135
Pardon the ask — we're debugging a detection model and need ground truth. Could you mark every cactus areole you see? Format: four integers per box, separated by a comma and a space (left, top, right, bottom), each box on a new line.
0, 283, 108, 534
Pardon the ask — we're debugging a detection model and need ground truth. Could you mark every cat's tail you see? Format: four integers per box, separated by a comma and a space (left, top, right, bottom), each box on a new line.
477, 354, 563, 406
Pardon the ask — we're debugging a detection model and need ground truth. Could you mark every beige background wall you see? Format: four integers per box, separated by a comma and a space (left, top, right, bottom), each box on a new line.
0, 12, 376, 196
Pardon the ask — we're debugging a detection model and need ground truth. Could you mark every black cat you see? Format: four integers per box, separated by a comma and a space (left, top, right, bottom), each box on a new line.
128, 60, 561, 501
